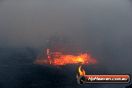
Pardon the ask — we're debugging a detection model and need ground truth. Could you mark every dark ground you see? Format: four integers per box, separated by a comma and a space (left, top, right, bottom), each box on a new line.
0, 47, 130, 88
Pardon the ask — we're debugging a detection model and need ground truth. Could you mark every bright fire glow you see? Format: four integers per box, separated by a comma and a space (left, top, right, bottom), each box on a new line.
35, 49, 97, 66
52, 53, 96, 65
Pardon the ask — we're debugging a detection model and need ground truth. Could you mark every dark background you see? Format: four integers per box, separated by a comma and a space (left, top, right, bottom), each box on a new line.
0, 0, 132, 88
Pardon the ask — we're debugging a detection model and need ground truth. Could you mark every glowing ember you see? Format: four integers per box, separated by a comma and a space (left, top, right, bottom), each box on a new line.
35, 49, 97, 66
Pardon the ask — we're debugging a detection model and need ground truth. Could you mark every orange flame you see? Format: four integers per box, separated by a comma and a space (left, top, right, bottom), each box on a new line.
35, 49, 97, 66
78, 65, 86, 76
53, 53, 96, 65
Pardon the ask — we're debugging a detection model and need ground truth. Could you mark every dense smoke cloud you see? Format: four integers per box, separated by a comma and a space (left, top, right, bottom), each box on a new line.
1, 0, 132, 70
0, 0, 132, 88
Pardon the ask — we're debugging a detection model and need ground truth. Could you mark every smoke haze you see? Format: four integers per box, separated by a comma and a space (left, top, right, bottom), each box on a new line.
0, 0, 132, 88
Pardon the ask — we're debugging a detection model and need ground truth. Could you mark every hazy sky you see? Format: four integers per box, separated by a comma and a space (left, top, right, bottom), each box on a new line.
0, 0, 132, 72
0, 0, 132, 47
